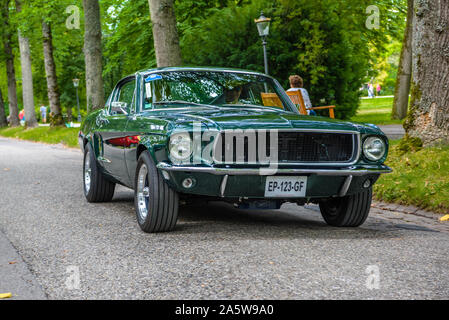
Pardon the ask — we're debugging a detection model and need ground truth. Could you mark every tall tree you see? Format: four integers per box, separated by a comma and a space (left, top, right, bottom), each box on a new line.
0, 88, 7, 127
148, 0, 182, 67
1, 0, 19, 126
392, 0, 413, 120
42, 20, 63, 125
15, 0, 38, 127
83, 0, 105, 111
404, 0, 449, 145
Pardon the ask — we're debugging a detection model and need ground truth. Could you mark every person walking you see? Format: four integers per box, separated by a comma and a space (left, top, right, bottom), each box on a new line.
40, 105, 47, 123
19, 109, 25, 125
368, 84, 374, 98
376, 84, 381, 96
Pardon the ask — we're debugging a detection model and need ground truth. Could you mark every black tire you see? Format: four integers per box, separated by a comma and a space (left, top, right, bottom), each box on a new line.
83, 143, 115, 202
319, 187, 372, 227
134, 150, 179, 233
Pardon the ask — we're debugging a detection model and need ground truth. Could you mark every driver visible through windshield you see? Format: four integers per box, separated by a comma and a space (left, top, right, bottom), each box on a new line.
143, 71, 290, 111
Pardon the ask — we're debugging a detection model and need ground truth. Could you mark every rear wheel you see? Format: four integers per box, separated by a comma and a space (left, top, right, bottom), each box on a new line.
319, 187, 372, 227
134, 151, 179, 233
83, 144, 115, 202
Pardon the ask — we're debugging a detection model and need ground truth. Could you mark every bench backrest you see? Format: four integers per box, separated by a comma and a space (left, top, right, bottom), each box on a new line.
261, 93, 284, 109
286, 91, 308, 115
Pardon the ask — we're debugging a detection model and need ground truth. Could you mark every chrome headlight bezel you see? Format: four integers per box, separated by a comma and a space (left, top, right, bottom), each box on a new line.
363, 136, 386, 162
169, 132, 193, 163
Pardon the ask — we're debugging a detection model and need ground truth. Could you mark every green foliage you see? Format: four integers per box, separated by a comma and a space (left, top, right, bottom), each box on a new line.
381, 49, 401, 95
0, 0, 86, 115
374, 142, 449, 214
180, 0, 407, 119
175, 0, 230, 33
0, 0, 407, 120
181, 1, 268, 74
397, 134, 423, 154
0, 126, 79, 148
101, 0, 157, 94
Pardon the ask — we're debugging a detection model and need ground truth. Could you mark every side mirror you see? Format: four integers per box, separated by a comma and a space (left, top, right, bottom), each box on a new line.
111, 101, 128, 115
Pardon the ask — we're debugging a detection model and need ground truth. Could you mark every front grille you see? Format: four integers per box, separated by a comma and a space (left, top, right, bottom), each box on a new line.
214, 131, 356, 164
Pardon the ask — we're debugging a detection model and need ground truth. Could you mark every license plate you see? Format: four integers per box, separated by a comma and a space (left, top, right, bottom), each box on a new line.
264, 176, 307, 198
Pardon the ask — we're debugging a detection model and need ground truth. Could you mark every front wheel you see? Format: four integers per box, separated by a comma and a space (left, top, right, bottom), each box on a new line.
319, 187, 372, 227
134, 151, 179, 233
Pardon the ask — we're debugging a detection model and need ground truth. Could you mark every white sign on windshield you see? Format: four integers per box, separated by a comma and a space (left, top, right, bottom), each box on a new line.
145, 82, 152, 99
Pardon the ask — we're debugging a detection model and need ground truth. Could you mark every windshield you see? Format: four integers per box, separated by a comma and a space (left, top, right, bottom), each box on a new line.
142, 71, 291, 111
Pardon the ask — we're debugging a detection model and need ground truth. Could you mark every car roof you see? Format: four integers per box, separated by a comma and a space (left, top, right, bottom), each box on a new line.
135, 66, 268, 77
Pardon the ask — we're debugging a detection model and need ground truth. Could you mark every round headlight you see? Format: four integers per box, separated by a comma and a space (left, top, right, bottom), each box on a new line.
363, 137, 386, 161
169, 132, 192, 163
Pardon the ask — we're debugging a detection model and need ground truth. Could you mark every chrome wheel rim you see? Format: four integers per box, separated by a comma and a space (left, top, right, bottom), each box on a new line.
137, 164, 150, 220
84, 153, 91, 193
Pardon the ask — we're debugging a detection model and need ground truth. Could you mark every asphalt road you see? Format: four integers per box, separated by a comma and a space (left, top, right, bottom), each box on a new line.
378, 125, 406, 140
0, 137, 448, 300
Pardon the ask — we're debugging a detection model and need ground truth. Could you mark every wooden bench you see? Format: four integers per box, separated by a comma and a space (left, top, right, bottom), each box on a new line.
261, 92, 336, 118
261, 92, 284, 109
286, 91, 336, 118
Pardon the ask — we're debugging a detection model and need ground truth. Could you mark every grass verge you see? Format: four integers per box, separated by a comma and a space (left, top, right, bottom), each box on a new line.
351, 97, 403, 125
375, 141, 449, 214
0, 126, 79, 148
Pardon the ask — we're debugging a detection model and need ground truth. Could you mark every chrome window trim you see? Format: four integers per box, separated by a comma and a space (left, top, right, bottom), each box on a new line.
107, 75, 137, 116
211, 129, 361, 167
142, 68, 270, 79
139, 69, 298, 113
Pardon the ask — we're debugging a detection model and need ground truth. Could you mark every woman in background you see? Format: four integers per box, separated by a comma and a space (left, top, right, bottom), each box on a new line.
19, 109, 25, 125
287, 75, 316, 115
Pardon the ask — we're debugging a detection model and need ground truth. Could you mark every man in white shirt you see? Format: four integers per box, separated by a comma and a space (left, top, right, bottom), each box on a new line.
287, 75, 316, 115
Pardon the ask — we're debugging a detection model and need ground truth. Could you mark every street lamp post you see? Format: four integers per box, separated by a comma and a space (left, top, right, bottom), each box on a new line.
72, 78, 81, 123
254, 11, 271, 75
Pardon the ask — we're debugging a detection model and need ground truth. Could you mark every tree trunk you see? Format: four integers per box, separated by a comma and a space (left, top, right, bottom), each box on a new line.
17, 31, 38, 128
404, 0, 449, 145
42, 21, 63, 126
1, 0, 19, 127
15, 0, 38, 128
392, 0, 413, 120
3, 43, 20, 127
83, 0, 105, 112
148, 0, 182, 67
0, 88, 7, 127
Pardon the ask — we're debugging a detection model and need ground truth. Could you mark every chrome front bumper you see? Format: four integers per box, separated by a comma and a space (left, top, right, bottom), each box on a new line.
156, 162, 392, 176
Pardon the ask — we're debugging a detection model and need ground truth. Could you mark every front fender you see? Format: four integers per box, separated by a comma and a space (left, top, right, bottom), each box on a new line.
138, 134, 169, 164
124, 133, 169, 188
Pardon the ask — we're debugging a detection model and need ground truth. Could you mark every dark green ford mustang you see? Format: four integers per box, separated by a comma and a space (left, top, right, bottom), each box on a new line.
79, 67, 392, 233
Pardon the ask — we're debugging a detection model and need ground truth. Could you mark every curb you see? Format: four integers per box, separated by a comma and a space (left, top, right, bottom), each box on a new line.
371, 201, 446, 220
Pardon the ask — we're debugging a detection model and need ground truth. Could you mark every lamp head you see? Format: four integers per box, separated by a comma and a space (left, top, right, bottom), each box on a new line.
254, 11, 271, 37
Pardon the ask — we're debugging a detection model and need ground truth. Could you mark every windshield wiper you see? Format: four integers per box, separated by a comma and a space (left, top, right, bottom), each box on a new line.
153, 100, 220, 109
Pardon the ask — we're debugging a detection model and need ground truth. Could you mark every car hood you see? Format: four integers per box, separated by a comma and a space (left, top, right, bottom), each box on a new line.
142, 106, 383, 135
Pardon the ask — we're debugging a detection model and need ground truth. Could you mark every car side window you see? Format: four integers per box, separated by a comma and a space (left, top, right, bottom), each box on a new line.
119, 80, 135, 107
111, 79, 135, 115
